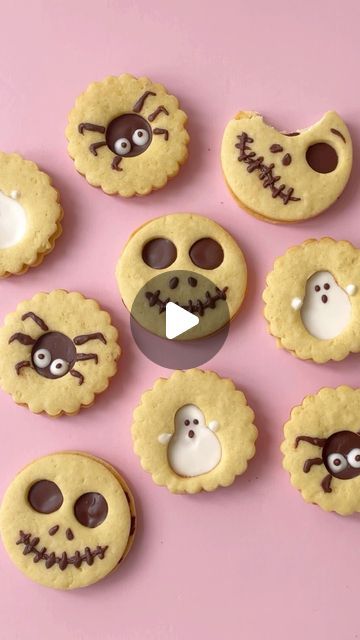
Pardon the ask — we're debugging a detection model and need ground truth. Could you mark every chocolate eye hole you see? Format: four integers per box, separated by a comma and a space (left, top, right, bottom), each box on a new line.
189, 238, 224, 270
74, 492, 108, 528
28, 480, 63, 514
306, 143, 338, 174
324, 283, 330, 290
193, 419, 199, 425
184, 419, 190, 426
142, 238, 177, 269
315, 285, 321, 292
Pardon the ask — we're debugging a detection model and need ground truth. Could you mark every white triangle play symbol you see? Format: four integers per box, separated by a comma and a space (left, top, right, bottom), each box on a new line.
165, 302, 199, 339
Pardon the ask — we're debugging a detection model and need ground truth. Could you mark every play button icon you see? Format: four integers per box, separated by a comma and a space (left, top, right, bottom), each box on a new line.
165, 302, 199, 340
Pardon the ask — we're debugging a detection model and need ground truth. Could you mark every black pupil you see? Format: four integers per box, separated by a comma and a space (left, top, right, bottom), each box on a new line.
324, 283, 330, 290
356, 455, 360, 461
315, 285, 320, 292
138, 131, 143, 137
184, 419, 190, 426
56, 363, 62, 369
39, 354, 45, 359
334, 459, 341, 466
122, 142, 127, 148
193, 419, 199, 425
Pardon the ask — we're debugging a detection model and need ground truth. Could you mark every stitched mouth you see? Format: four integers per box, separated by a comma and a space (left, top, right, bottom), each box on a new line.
145, 286, 228, 316
235, 132, 301, 205
16, 530, 108, 571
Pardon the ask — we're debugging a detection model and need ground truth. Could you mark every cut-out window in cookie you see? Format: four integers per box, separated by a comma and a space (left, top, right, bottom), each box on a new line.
0, 190, 27, 249
158, 404, 222, 477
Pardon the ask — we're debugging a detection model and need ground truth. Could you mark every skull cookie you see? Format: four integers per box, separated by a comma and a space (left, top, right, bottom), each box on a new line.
263, 238, 360, 363
0, 452, 136, 589
221, 111, 352, 223
132, 369, 257, 493
0, 290, 121, 416
66, 74, 189, 197
282, 386, 360, 515
116, 213, 247, 340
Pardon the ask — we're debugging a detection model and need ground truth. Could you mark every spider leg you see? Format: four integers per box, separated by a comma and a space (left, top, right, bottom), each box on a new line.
153, 128, 169, 141
70, 369, 84, 385
15, 361, 31, 375
295, 435, 328, 449
78, 123, 106, 135
21, 312, 48, 331
111, 156, 123, 171
321, 474, 333, 493
133, 91, 156, 113
303, 457, 323, 473
148, 106, 169, 122
8, 333, 36, 346
73, 332, 107, 345
89, 141, 107, 156
75, 353, 99, 364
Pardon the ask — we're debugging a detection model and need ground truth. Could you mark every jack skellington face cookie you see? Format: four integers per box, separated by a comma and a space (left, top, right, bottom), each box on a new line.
66, 74, 189, 197
132, 369, 257, 493
221, 111, 352, 223
116, 213, 247, 340
0, 290, 120, 416
263, 239, 360, 363
282, 386, 360, 515
0, 452, 136, 589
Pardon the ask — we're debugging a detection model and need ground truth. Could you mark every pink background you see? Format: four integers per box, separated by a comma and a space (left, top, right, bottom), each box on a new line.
0, 0, 359, 638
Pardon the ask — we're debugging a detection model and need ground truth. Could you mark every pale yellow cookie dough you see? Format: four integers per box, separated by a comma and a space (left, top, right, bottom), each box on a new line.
0, 290, 121, 416
132, 369, 257, 493
116, 213, 247, 339
221, 111, 352, 223
66, 74, 189, 197
0, 452, 136, 589
263, 238, 360, 363
0, 153, 63, 276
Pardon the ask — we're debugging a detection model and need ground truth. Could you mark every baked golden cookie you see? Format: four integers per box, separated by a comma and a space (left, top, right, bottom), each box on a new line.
221, 111, 352, 223
0, 290, 120, 416
66, 74, 189, 197
116, 213, 247, 339
0, 153, 62, 276
281, 386, 360, 516
0, 452, 136, 589
132, 369, 257, 493
263, 238, 360, 363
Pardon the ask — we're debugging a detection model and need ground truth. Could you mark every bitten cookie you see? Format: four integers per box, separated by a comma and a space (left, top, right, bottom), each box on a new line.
263, 238, 360, 363
221, 111, 352, 223
116, 213, 247, 340
132, 369, 257, 493
66, 74, 189, 197
282, 386, 360, 516
0, 290, 120, 416
0, 452, 136, 589
0, 153, 62, 276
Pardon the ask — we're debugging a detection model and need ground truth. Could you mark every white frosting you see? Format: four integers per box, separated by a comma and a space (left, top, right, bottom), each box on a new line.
291, 297, 303, 310
346, 284, 357, 296
0, 190, 27, 249
160, 404, 222, 477
300, 271, 352, 339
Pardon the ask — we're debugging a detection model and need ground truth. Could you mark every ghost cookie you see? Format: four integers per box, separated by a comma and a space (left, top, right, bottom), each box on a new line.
0, 290, 120, 416
221, 111, 352, 223
281, 386, 360, 515
0, 153, 62, 276
66, 74, 189, 197
0, 452, 136, 589
132, 369, 257, 493
116, 213, 247, 340
263, 238, 360, 363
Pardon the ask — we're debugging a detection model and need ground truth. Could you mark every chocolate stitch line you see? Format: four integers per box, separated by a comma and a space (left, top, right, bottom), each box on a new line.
16, 530, 108, 571
145, 287, 228, 316
235, 132, 301, 204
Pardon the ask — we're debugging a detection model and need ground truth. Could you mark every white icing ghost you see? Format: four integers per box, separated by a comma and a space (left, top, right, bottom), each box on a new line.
0, 190, 27, 249
158, 404, 222, 477
300, 271, 353, 339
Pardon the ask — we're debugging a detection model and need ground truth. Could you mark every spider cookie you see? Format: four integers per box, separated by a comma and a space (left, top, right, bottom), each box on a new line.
0, 290, 120, 416
221, 111, 352, 223
0, 153, 62, 276
0, 451, 136, 589
132, 369, 257, 493
116, 213, 247, 340
281, 386, 360, 515
263, 238, 360, 363
66, 74, 189, 197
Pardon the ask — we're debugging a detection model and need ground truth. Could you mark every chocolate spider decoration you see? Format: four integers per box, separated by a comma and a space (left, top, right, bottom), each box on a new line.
295, 430, 360, 493
78, 90, 170, 171
8, 312, 107, 385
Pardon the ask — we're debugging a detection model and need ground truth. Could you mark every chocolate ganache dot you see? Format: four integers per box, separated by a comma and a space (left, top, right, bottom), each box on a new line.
189, 238, 224, 270
31, 332, 77, 379
74, 492, 108, 528
142, 238, 177, 269
306, 143, 338, 173
28, 480, 63, 514
106, 114, 152, 157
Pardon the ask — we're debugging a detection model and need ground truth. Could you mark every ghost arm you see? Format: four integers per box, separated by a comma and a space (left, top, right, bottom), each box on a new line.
158, 433, 172, 445
345, 284, 357, 296
291, 297, 303, 310
208, 420, 219, 432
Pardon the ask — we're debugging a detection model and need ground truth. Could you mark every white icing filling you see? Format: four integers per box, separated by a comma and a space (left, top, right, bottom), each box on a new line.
300, 271, 352, 339
0, 190, 27, 249
162, 404, 222, 477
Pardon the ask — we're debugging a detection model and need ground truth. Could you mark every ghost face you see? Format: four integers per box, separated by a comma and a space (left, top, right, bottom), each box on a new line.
300, 272, 352, 340
165, 405, 222, 477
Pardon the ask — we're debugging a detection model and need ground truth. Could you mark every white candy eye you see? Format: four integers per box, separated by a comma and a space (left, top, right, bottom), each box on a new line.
132, 129, 149, 146
114, 138, 131, 155
327, 452, 347, 473
347, 448, 360, 468
33, 349, 51, 368
50, 359, 69, 377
